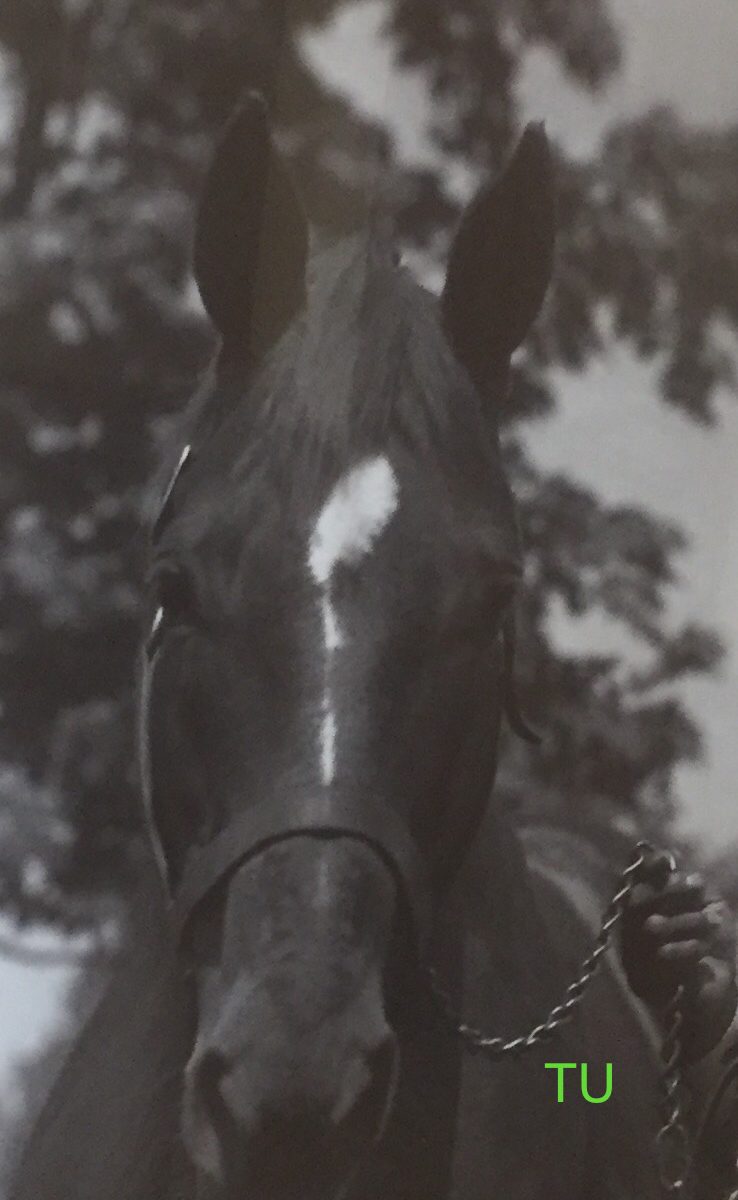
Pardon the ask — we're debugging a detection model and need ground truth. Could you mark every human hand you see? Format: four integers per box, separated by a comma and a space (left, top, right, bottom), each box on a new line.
620, 848, 737, 1060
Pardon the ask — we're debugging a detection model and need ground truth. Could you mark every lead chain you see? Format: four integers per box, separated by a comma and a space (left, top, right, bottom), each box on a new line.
426, 840, 690, 1195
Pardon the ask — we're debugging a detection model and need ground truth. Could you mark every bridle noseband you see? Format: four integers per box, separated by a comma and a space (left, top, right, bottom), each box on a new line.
167, 791, 433, 955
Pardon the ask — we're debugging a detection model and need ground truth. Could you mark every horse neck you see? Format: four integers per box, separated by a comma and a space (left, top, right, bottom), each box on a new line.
430, 801, 573, 1043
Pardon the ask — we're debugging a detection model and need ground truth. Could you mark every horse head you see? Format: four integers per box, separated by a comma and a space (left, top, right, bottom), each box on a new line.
140, 94, 555, 1199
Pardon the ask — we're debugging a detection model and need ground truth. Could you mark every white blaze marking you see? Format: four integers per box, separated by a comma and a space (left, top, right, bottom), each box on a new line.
308, 456, 399, 784
320, 707, 337, 786
320, 595, 343, 653
308, 456, 399, 585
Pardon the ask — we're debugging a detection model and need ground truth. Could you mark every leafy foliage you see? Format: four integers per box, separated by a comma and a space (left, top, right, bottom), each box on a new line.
0, 0, 735, 929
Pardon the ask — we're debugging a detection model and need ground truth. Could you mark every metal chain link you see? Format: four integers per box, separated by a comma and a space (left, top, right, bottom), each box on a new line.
426, 839, 694, 1195
656, 983, 689, 1194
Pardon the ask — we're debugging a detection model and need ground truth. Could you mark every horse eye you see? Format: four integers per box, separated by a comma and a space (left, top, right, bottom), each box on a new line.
155, 564, 197, 621
146, 565, 198, 658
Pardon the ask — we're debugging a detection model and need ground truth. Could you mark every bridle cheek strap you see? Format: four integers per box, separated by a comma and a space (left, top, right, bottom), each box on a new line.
168, 793, 432, 954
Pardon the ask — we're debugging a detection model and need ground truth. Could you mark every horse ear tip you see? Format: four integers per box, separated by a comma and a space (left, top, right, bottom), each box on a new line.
505, 123, 554, 207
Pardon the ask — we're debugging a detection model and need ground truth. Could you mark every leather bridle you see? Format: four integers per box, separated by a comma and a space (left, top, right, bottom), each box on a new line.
147, 439, 519, 962
167, 791, 433, 954
147, 445, 434, 959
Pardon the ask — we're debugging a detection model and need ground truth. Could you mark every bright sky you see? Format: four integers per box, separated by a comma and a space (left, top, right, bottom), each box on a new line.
1, 0, 737, 1125
0, 928, 73, 1108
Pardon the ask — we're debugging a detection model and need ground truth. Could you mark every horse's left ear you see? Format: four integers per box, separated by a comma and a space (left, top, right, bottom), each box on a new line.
442, 123, 555, 395
193, 93, 309, 358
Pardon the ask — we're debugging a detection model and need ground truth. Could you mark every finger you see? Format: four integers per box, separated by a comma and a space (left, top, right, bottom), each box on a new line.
628, 875, 706, 918
694, 959, 738, 1023
657, 940, 702, 962
702, 901, 738, 957
670, 872, 705, 893
638, 849, 678, 887
646, 911, 712, 942
696, 956, 728, 997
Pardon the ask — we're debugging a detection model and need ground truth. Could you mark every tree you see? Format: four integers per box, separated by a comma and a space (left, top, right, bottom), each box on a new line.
0, 0, 734, 933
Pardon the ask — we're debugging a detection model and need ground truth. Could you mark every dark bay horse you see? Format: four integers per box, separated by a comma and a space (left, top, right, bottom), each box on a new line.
11, 98, 666, 1200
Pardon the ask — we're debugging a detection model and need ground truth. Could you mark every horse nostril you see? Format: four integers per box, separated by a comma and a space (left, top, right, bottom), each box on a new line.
183, 1048, 240, 1182
335, 1036, 399, 1143
193, 1049, 233, 1138
196, 1047, 228, 1096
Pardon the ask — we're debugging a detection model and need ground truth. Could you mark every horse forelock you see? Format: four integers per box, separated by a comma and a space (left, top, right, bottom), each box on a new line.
149, 230, 497, 548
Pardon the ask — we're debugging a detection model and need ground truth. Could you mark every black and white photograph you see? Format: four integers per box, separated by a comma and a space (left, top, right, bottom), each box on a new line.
0, 2, 737, 1197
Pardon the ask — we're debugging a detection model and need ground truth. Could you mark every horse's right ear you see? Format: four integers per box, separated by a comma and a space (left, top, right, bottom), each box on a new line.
193, 94, 309, 358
